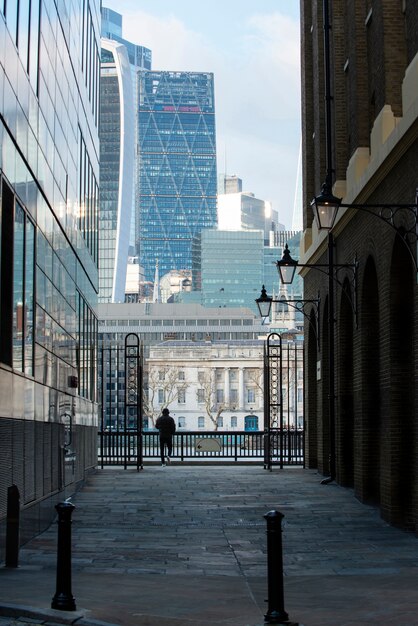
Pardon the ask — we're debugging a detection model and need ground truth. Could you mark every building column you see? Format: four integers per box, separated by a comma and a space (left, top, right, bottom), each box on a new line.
224, 368, 230, 404
238, 368, 245, 409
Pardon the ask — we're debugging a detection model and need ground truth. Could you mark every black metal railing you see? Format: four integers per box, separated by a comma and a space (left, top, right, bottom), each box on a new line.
98, 430, 304, 466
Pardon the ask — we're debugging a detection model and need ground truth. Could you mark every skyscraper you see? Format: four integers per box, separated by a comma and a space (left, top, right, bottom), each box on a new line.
137, 71, 218, 282
99, 8, 152, 302
99, 40, 135, 302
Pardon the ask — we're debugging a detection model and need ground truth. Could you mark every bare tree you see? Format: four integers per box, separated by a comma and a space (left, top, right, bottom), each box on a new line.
144, 365, 189, 427
197, 369, 227, 431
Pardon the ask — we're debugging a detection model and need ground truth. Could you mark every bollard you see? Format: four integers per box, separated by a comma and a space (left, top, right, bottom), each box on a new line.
51, 501, 76, 611
5, 485, 20, 568
264, 510, 299, 625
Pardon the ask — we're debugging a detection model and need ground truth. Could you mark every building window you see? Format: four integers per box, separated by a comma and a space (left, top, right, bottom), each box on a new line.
297, 388, 303, 402
198, 370, 205, 382
217, 416, 223, 428
178, 370, 185, 380
216, 388, 224, 403
158, 389, 165, 404
247, 388, 255, 403
229, 370, 237, 381
197, 388, 205, 403
178, 389, 186, 404
1, 182, 35, 373
178, 416, 186, 428
159, 370, 165, 381
231, 416, 237, 428
230, 389, 238, 404
216, 369, 222, 381
198, 416, 205, 428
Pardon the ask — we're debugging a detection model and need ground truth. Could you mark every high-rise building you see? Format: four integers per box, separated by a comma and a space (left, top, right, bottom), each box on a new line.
137, 70, 218, 282
0, 0, 100, 554
195, 230, 264, 314
99, 8, 152, 302
99, 40, 135, 302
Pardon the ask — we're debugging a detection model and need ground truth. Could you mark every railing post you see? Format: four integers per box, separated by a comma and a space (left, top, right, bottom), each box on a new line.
5, 485, 20, 568
51, 501, 76, 611
264, 510, 299, 625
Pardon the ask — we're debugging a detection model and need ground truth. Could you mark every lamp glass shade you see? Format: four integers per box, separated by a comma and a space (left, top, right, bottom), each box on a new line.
278, 263, 297, 285
311, 189, 341, 230
276, 243, 298, 285
256, 286, 272, 318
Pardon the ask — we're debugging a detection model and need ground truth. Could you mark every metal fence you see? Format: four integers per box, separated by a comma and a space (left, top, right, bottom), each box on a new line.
98, 430, 304, 468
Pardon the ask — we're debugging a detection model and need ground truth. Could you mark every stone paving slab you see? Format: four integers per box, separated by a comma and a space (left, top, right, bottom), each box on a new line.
1, 466, 418, 625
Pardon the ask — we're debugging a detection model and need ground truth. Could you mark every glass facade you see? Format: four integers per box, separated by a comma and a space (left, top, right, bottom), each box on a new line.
198, 230, 264, 314
0, 0, 100, 540
137, 71, 218, 282
99, 40, 134, 302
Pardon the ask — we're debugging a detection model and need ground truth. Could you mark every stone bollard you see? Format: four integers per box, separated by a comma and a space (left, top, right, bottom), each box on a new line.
264, 510, 299, 625
5, 485, 20, 568
51, 500, 76, 611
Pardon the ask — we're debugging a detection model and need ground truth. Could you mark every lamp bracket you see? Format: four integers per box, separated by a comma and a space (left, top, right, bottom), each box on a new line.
340, 202, 418, 271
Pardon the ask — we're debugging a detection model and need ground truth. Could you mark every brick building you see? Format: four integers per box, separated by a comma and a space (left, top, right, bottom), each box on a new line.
300, 1, 418, 530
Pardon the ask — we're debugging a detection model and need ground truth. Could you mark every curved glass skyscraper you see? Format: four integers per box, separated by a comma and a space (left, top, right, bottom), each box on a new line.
137, 71, 218, 282
99, 40, 135, 302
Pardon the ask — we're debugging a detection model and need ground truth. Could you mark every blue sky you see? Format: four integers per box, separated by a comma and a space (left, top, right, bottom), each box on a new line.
103, 1, 301, 229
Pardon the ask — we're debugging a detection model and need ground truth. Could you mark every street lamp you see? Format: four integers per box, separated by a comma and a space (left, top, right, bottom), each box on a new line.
276, 244, 298, 284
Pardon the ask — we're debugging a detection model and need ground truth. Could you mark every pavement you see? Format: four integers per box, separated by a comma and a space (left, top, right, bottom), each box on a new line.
1, 465, 418, 626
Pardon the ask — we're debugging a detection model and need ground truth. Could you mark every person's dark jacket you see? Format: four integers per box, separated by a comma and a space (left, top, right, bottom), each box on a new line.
156, 414, 176, 437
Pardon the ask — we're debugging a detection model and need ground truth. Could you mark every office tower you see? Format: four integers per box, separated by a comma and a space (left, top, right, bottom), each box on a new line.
137, 70, 218, 282
197, 230, 264, 314
99, 40, 134, 302
0, 1, 100, 552
99, 8, 152, 302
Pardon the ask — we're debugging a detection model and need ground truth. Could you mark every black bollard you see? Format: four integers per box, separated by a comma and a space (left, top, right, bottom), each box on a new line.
264, 510, 298, 625
5, 485, 20, 568
51, 501, 76, 611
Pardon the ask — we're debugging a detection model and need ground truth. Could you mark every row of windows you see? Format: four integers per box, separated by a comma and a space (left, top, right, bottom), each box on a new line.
81, 3, 100, 124
78, 128, 99, 263
102, 318, 255, 327
2, 0, 40, 90
1, 177, 97, 402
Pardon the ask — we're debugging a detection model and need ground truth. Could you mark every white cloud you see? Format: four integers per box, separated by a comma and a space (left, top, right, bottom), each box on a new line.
116, 7, 301, 227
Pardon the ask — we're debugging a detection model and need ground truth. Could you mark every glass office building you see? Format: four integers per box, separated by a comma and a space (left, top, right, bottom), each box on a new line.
99, 40, 135, 302
99, 8, 152, 302
0, 0, 100, 553
197, 230, 264, 314
137, 71, 218, 282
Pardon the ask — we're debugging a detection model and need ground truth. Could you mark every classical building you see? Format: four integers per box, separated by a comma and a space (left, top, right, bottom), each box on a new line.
146, 340, 266, 432
301, 1, 418, 530
0, 1, 100, 554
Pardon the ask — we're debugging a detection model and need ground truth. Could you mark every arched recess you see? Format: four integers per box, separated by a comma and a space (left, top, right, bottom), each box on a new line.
386, 236, 414, 527
358, 256, 381, 504
305, 308, 318, 468
337, 278, 354, 487
319, 296, 330, 476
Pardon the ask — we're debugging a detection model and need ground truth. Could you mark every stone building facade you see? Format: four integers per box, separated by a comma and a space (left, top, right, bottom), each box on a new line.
300, 1, 418, 530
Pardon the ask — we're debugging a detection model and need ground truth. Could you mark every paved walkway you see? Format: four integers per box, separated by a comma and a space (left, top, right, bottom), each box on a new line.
1, 466, 418, 625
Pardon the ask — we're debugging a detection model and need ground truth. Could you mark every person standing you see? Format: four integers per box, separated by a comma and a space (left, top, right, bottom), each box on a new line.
155, 408, 176, 466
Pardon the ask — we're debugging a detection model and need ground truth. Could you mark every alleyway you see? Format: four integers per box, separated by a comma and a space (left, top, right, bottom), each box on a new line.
1, 466, 418, 625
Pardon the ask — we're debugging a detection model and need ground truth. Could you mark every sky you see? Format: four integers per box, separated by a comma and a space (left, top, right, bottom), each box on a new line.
103, 1, 301, 229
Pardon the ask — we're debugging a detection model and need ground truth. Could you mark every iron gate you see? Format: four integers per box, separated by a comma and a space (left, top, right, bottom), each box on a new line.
263, 332, 304, 469
99, 333, 144, 470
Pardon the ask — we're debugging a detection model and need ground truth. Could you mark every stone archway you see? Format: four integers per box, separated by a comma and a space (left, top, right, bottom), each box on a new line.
385, 236, 414, 527
305, 308, 318, 469
358, 256, 381, 504
337, 278, 354, 487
